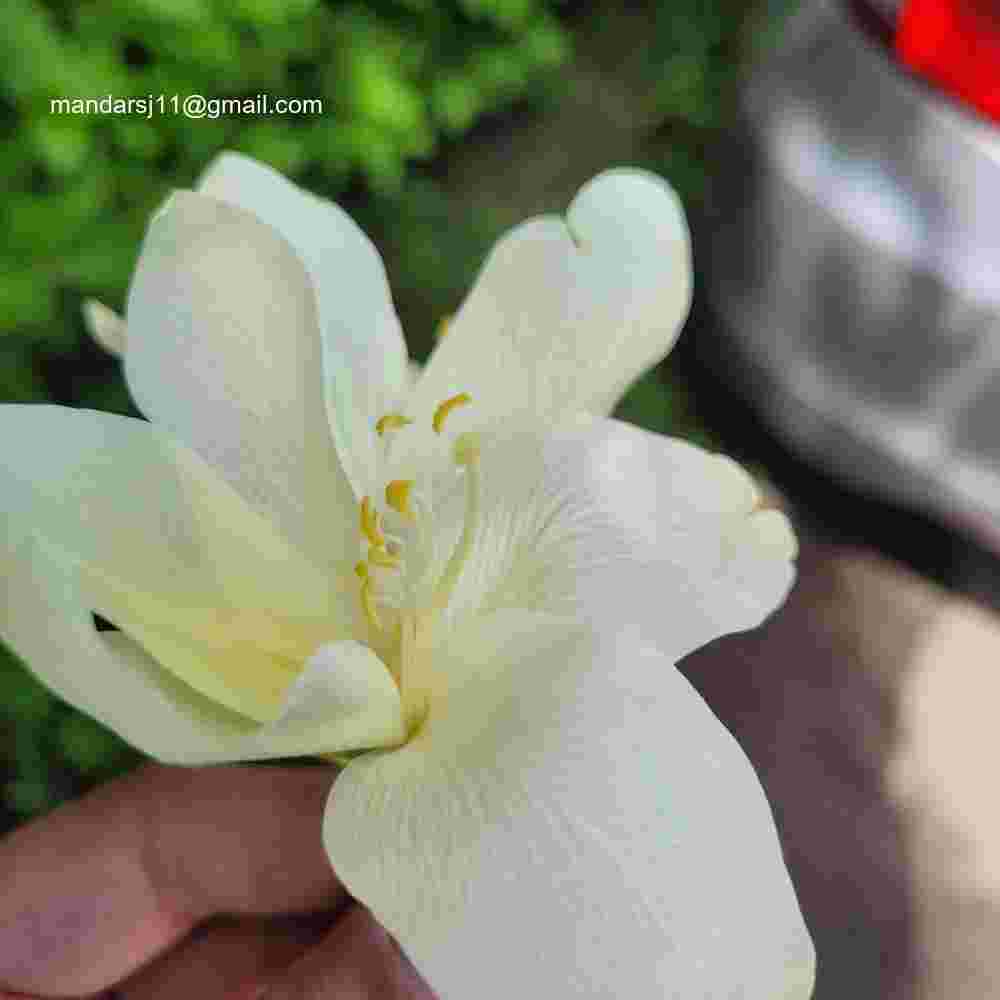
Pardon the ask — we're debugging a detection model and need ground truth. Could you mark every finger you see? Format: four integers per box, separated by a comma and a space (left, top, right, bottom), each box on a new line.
258, 904, 438, 1000
0, 763, 344, 997
117, 914, 334, 1000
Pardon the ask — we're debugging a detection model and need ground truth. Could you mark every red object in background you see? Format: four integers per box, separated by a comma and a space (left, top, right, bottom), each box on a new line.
895, 0, 1000, 123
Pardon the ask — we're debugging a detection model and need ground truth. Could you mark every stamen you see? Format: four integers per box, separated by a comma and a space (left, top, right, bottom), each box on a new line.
432, 393, 471, 434
368, 545, 400, 570
452, 432, 481, 467
354, 560, 369, 580
433, 432, 482, 609
375, 413, 413, 437
385, 479, 415, 520
361, 577, 382, 630
360, 496, 385, 548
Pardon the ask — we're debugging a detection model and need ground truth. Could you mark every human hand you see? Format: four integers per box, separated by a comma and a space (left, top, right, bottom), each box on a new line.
0, 763, 435, 999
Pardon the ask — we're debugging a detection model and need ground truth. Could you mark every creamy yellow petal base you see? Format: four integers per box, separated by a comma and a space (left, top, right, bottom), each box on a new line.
2, 529, 403, 764
1, 405, 361, 730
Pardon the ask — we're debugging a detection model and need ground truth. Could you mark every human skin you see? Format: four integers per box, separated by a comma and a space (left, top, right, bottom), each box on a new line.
0, 763, 436, 999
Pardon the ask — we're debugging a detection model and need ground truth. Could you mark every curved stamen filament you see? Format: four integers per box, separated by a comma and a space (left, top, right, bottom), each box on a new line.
354, 560, 383, 631
360, 496, 385, 548
432, 393, 471, 434
433, 432, 481, 610
360, 398, 479, 658
360, 577, 382, 630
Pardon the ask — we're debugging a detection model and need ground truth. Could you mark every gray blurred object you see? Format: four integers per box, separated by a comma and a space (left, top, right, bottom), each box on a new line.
700, 0, 1000, 550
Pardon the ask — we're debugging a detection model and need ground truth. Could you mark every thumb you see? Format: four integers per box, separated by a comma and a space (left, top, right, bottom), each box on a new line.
256, 904, 436, 1000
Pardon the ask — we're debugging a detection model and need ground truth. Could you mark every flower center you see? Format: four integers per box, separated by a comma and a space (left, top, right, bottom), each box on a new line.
353, 394, 481, 734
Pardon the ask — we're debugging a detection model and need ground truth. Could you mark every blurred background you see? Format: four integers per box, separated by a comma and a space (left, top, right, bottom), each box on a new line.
2, 0, 999, 997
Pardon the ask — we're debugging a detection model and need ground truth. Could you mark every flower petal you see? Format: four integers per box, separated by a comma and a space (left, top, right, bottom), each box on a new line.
1, 528, 403, 763
435, 416, 795, 664
102, 632, 406, 762
326, 610, 815, 999
124, 189, 356, 570
198, 152, 410, 500
407, 169, 691, 434
0, 405, 357, 722
82, 299, 126, 357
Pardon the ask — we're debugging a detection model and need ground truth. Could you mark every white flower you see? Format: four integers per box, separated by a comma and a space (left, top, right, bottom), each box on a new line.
1, 153, 814, 998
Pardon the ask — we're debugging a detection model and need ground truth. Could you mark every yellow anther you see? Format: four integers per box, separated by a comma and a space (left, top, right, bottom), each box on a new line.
433, 392, 471, 434
435, 314, 452, 340
360, 578, 382, 630
360, 496, 385, 548
354, 560, 369, 580
368, 545, 400, 569
385, 479, 415, 520
453, 432, 481, 467
375, 413, 413, 437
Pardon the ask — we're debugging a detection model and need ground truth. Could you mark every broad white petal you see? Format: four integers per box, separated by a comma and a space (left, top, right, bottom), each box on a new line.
436, 417, 795, 664
0, 405, 356, 723
82, 299, 125, 357
124, 190, 356, 570
408, 169, 691, 435
199, 152, 410, 500
1, 527, 402, 763
326, 611, 815, 999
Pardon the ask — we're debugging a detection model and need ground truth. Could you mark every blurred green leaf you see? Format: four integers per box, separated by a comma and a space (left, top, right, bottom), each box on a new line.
57, 712, 129, 776
29, 116, 93, 175
0, 647, 55, 726
4, 778, 54, 816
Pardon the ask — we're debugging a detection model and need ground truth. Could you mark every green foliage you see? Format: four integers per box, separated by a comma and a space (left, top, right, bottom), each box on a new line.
0, 645, 140, 819
612, 370, 718, 451
0, 0, 571, 385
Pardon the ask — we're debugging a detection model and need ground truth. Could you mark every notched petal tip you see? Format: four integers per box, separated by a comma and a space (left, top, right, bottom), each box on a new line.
572, 164, 687, 203
568, 167, 691, 247
567, 167, 692, 310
